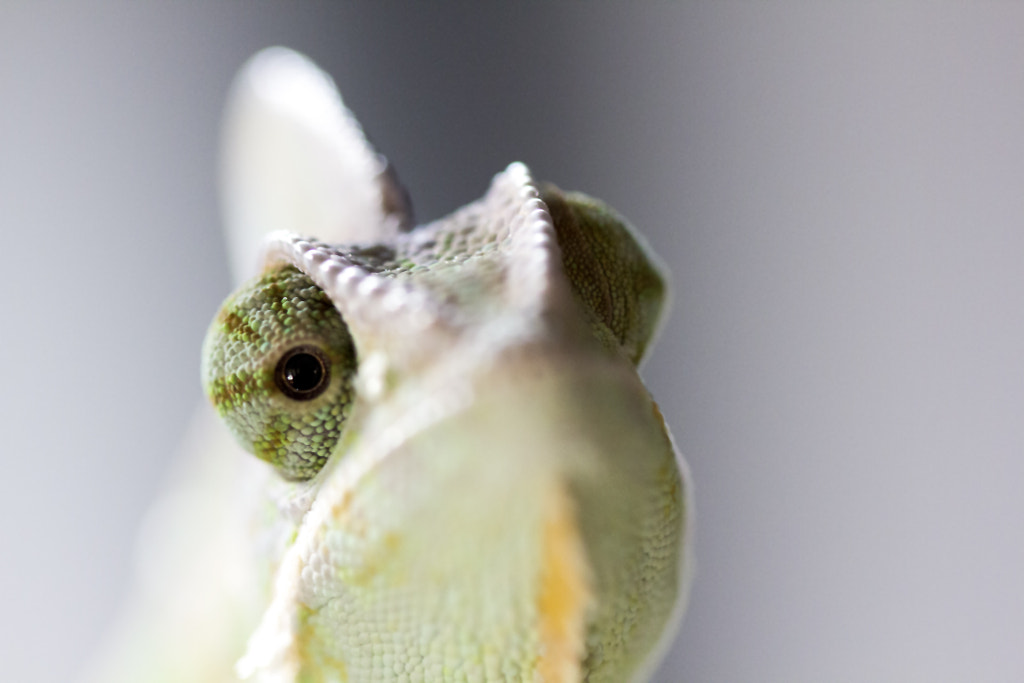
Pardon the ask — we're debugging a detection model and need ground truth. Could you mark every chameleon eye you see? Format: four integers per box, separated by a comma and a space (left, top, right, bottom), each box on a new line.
275, 345, 330, 400
202, 265, 359, 480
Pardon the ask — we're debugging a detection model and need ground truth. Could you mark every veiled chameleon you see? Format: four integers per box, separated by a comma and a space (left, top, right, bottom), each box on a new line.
87, 47, 692, 683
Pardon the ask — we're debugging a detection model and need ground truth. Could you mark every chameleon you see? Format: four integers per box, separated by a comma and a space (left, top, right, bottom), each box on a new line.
85, 47, 692, 683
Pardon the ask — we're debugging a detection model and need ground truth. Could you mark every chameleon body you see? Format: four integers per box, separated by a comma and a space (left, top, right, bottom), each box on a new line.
87, 48, 691, 683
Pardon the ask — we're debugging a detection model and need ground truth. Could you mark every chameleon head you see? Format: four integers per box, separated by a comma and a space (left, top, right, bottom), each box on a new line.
201, 265, 358, 481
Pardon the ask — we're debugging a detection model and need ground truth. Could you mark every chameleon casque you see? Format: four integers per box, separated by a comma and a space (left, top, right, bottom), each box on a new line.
87, 48, 692, 683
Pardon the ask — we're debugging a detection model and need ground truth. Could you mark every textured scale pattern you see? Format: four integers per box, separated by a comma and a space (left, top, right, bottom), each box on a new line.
225, 166, 688, 683
202, 266, 358, 480
260, 165, 567, 376
88, 48, 691, 683
539, 188, 666, 366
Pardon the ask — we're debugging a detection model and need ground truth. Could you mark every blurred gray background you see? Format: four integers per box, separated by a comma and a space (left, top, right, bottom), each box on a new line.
3, 3, 1024, 682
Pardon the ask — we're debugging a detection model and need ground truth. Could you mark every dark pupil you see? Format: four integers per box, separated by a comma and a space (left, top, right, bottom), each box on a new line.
284, 353, 322, 390
275, 346, 330, 400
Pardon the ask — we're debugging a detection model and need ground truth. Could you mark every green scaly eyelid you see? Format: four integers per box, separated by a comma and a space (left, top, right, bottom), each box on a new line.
201, 266, 358, 481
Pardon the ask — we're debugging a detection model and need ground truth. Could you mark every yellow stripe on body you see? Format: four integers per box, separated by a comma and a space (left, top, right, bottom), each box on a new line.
536, 481, 594, 683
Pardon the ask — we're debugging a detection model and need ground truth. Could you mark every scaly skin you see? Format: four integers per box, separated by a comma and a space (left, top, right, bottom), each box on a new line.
85, 48, 691, 683
204, 167, 687, 683
203, 266, 357, 480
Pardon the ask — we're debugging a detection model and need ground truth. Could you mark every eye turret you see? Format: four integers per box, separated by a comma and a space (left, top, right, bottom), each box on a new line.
201, 266, 357, 480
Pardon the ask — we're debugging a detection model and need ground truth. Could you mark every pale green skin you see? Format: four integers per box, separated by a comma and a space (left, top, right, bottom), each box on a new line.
85, 48, 691, 683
